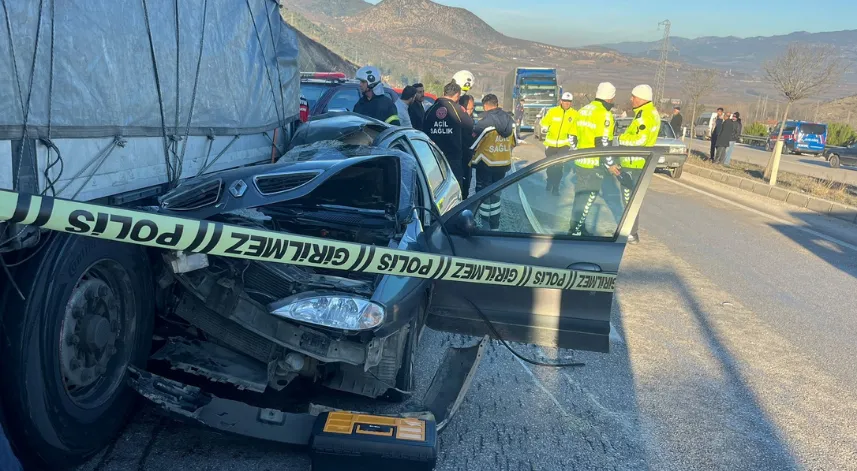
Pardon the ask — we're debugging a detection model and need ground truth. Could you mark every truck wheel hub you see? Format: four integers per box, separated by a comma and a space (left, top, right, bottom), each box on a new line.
60, 278, 120, 391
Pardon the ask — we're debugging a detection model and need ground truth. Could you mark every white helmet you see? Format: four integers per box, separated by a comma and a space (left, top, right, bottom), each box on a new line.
356, 65, 383, 94
452, 70, 474, 92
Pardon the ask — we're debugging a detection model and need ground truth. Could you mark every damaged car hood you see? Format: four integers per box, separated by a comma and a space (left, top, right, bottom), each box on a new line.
157, 141, 419, 221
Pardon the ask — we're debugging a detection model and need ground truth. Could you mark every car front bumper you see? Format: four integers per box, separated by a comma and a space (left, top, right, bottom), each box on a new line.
656, 152, 688, 169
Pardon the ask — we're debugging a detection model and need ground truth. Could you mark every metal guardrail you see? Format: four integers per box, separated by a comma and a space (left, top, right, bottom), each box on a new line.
739, 134, 768, 147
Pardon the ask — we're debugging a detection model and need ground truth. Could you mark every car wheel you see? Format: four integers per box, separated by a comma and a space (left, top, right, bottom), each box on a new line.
670, 164, 684, 179
382, 315, 420, 403
829, 154, 841, 169
1, 234, 155, 469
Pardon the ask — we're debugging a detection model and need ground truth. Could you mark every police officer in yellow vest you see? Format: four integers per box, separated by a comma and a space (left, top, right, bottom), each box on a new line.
539, 92, 577, 195
568, 82, 618, 236
617, 84, 659, 244
470, 94, 517, 229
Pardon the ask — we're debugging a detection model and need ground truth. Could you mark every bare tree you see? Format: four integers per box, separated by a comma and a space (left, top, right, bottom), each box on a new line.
763, 43, 845, 185
681, 69, 718, 153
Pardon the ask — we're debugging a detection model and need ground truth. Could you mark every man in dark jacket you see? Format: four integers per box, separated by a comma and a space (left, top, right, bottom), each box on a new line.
469, 94, 517, 229
714, 113, 736, 163
409, 82, 426, 129
724, 111, 742, 166
423, 81, 474, 190
353, 65, 400, 125
709, 107, 724, 160
670, 106, 683, 138
458, 94, 476, 197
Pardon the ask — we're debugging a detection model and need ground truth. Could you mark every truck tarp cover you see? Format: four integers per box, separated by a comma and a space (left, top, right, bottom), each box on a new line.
0, 0, 300, 139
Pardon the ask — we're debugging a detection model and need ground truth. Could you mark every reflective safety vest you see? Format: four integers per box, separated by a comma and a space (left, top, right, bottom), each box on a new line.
470, 126, 517, 167
619, 101, 660, 169
572, 100, 615, 168
540, 106, 578, 148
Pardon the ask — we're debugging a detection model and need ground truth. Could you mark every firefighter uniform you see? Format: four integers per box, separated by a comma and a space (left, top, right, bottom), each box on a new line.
353, 93, 400, 125
568, 96, 616, 236
470, 107, 517, 229
617, 96, 660, 241
539, 101, 578, 193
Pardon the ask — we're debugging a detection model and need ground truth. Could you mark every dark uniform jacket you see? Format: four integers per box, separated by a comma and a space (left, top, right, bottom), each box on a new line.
423, 97, 474, 177
408, 100, 425, 130
353, 93, 400, 125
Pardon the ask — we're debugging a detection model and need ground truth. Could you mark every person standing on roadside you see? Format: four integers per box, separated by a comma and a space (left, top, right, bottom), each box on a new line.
540, 92, 578, 195
567, 82, 617, 237
409, 83, 426, 130
353, 65, 400, 125
723, 111, 742, 166
395, 85, 417, 128
617, 84, 660, 244
514, 98, 526, 140
709, 107, 724, 160
670, 106, 683, 138
459, 94, 477, 197
714, 111, 736, 164
423, 81, 474, 192
469, 94, 517, 229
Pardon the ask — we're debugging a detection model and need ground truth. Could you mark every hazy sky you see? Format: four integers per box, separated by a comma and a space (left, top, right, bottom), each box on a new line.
364, 0, 856, 46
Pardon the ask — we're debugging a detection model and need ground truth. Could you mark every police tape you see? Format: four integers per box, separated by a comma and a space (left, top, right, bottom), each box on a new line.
0, 190, 616, 293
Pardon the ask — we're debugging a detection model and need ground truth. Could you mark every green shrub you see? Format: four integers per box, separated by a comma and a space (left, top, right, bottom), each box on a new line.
826, 122, 857, 147
743, 122, 769, 137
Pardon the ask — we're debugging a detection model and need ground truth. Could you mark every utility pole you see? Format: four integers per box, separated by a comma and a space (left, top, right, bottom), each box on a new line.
762, 95, 768, 122
653, 20, 671, 111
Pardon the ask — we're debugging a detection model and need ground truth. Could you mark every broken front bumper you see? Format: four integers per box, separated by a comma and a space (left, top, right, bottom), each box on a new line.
127, 335, 488, 445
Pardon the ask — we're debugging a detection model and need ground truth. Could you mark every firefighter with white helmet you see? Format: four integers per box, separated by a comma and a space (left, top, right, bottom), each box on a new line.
452, 70, 475, 93
353, 65, 400, 125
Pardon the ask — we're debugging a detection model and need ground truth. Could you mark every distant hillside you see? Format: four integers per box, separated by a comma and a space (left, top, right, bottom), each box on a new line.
288, 0, 370, 17
294, 27, 357, 75
599, 30, 857, 78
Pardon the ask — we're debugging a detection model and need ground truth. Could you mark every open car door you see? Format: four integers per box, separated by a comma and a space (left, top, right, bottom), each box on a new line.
424, 148, 661, 353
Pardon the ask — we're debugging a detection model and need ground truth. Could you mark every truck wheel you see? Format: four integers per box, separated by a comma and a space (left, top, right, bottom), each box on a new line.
0, 234, 155, 469
670, 164, 684, 179
829, 154, 841, 168
382, 315, 420, 403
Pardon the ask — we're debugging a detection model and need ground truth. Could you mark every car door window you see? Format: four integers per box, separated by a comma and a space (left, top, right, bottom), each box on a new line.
325, 89, 360, 112
463, 154, 650, 239
409, 139, 445, 196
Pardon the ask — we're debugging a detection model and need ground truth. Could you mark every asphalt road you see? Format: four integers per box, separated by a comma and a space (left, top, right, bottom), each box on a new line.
690, 137, 857, 185
79, 143, 857, 471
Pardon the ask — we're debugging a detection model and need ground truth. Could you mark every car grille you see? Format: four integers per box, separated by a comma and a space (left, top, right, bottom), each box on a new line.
254, 171, 319, 195
160, 179, 222, 211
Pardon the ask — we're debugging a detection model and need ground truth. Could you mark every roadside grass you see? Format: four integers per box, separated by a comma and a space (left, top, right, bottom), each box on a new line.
686, 151, 857, 207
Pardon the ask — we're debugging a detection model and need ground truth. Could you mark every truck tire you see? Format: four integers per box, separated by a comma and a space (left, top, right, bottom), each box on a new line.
0, 234, 155, 469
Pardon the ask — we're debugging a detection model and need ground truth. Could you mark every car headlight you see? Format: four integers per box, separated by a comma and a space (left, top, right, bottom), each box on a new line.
669, 146, 687, 154
268, 295, 385, 331
658, 156, 666, 163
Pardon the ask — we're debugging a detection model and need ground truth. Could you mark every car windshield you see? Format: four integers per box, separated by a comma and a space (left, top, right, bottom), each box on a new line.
696, 117, 710, 125
300, 83, 330, 110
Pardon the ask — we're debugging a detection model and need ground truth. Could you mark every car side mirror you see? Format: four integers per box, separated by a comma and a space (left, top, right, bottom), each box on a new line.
451, 210, 477, 237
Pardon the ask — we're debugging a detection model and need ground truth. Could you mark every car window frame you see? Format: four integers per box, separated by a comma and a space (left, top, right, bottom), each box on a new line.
408, 138, 447, 197
439, 149, 658, 243
324, 86, 361, 113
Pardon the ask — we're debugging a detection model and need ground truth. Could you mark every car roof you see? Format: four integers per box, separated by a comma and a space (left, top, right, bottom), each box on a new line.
289, 112, 392, 150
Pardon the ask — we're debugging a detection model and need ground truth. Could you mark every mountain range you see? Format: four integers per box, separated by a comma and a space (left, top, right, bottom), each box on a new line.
284, 0, 857, 120
599, 30, 857, 75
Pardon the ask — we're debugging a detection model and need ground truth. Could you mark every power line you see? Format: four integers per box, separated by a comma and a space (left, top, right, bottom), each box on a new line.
653, 20, 671, 109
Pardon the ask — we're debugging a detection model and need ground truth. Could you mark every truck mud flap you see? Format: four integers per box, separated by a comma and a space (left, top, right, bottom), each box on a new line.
422, 335, 488, 431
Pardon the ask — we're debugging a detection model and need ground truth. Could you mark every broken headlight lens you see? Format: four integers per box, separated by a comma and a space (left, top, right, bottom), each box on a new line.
268, 295, 385, 331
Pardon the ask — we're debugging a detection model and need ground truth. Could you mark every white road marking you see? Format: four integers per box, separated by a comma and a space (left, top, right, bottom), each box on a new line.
657, 175, 857, 253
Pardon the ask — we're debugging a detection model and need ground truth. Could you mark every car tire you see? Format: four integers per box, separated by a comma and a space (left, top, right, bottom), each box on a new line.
382, 315, 420, 403
670, 164, 684, 179
829, 154, 841, 169
0, 234, 155, 469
